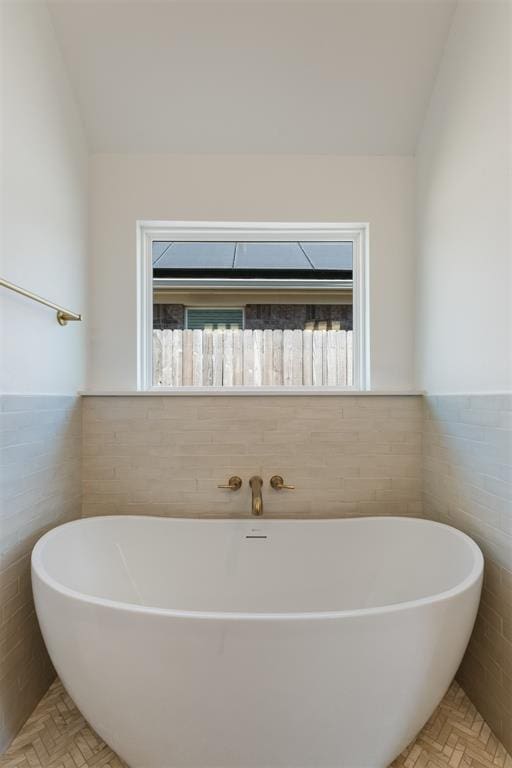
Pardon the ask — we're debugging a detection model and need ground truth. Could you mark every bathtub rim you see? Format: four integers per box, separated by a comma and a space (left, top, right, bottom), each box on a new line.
31, 515, 483, 622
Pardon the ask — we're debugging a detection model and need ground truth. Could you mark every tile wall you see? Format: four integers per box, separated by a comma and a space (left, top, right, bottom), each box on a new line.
0, 396, 82, 751
423, 395, 512, 751
81, 395, 423, 519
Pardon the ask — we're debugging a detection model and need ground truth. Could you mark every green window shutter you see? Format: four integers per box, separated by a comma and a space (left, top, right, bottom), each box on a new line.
186, 308, 244, 330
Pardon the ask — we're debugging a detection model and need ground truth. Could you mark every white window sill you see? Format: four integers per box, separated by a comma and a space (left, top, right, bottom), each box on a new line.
80, 387, 423, 397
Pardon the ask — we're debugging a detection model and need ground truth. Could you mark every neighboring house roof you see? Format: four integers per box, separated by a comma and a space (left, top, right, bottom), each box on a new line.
152, 241, 352, 280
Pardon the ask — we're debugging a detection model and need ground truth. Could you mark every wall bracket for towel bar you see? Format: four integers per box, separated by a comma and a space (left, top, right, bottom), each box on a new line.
0, 277, 82, 325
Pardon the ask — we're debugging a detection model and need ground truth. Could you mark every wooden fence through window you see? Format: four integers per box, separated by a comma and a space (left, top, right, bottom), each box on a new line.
153, 329, 353, 387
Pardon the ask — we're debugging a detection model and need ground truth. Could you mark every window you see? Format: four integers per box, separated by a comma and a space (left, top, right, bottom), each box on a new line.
138, 222, 368, 391
184, 308, 245, 331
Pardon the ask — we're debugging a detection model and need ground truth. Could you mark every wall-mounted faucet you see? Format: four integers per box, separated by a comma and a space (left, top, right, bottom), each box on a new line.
218, 474, 295, 516
249, 476, 264, 516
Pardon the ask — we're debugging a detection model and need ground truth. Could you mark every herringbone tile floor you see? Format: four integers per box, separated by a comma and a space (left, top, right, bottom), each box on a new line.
1, 678, 510, 768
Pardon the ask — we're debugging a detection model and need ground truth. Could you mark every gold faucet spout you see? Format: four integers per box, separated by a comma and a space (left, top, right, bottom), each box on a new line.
249, 476, 264, 516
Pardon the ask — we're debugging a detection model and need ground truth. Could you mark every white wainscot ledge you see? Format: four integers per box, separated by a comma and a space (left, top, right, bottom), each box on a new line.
80, 388, 424, 397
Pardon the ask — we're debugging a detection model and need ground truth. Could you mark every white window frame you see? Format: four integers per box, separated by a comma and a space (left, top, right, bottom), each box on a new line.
137, 221, 370, 393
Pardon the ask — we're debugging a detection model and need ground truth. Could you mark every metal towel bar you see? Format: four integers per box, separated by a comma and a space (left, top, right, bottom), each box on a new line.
0, 277, 82, 325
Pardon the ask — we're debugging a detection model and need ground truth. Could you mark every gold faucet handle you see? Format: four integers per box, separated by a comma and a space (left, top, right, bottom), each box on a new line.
217, 476, 242, 491
270, 475, 295, 490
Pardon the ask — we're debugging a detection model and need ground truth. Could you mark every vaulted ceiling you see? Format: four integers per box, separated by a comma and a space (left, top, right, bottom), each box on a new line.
48, 0, 456, 155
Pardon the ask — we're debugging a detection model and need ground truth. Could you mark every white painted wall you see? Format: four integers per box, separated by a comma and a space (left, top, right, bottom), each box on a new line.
416, 0, 511, 394
0, 1, 88, 394
89, 154, 415, 390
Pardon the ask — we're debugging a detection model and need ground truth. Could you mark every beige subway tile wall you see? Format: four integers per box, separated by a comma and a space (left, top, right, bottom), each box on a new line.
423, 395, 512, 752
82, 395, 423, 519
0, 396, 82, 752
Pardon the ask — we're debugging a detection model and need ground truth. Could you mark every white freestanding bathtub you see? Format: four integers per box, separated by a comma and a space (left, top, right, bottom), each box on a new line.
32, 515, 482, 768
